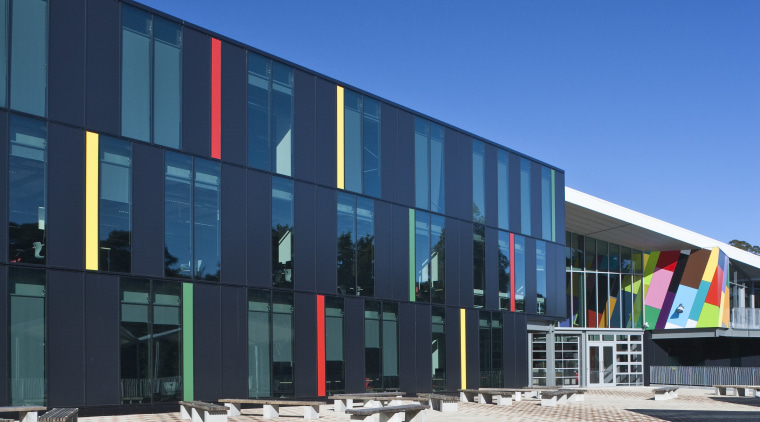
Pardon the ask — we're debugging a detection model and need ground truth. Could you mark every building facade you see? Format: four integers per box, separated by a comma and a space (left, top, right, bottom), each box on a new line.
0, 0, 568, 411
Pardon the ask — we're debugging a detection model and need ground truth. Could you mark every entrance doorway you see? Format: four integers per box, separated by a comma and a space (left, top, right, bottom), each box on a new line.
588, 343, 615, 386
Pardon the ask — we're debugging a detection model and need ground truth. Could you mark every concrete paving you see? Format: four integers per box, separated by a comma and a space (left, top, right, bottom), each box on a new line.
79, 387, 760, 422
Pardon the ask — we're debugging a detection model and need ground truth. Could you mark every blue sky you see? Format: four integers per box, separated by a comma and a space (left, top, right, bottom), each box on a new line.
139, 0, 760, 247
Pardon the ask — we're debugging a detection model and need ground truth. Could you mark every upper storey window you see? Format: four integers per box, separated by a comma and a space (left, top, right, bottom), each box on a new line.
472, 140, 485, 223
1, 0, 48, 116
414, 118, 444, 213
520, 158, 531, 236
248, 52, 294, 176
337, 88, 381, 197
9, 115, 46, 264
497, 150, 509, 231
121, 5, 182, 148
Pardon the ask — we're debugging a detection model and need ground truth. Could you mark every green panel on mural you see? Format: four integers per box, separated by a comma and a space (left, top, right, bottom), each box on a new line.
696, 303, 719, 328
644, 305, 660, 330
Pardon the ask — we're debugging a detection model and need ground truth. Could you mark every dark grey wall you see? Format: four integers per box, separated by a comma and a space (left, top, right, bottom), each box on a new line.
182, 28, 211, 157
49, 0, 85, 127
194, 283, 222, 400
48, 271, 86, 407
85, 0, 119, 135
220, 42, 247, 166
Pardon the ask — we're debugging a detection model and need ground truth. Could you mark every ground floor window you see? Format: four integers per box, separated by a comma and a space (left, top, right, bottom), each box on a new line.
364, 301, 399, 391
248, 289, 294, 398
119, 278, 182, 404
10, 267, 46, 405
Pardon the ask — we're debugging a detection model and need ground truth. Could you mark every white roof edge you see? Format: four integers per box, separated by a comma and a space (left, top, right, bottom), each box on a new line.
566, 187, 760, 270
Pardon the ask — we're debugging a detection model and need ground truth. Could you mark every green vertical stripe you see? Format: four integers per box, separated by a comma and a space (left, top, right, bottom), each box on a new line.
551, 170, 556, 242
409, 209, 416, 302
183, 283, 194, 401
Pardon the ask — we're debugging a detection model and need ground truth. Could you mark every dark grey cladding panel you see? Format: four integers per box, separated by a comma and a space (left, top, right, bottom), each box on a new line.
380, 103, 398, 203
132, 143, 165, 277
294, 292, 317, 397
485, 226, 499, 311
182, 27, 211, 157
85, 273, 120, 405
458, 220, 474, 309
315, 78, 336, 188
315, 186, 337, 294
247, 170, 271, 288
343, 297, 365, 393
85, 0, 120, 135
444, 217, 459, 307
395, 110, 414, 208
221, 164, 247, 285
508, 153, 521, 234
373, 200, 393, 300
398, 302, 416, 394
457, 133, 472, 221
415, 304, 432, 393
49, 0, 85, 127
443, 127, 459, 221
444, 306, 460, 391
0, 268, 6, 405
193, 283, 221, 400
294, 69, 316, 183
221, 286, 247, 398
0, 112, 6, 264
524, 236, 537, 315
48, 270, 85, 406
294, 181, 316, 292
391, 204, 410, 302
221, 42, 247, 166
484, 143, 498, 228
554, 171, 566, 244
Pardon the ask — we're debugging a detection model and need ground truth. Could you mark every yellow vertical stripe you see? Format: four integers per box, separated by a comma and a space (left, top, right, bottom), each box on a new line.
85, 132, 99, 271
460, 308, 467, 389
336, 85, 345, 189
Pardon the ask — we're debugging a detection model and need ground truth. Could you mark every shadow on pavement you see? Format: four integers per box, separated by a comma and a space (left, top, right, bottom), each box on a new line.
629, 409, 760, 422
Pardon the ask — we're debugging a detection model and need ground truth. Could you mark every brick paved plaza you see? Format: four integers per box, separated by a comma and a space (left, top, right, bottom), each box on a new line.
78, 387, 760, 422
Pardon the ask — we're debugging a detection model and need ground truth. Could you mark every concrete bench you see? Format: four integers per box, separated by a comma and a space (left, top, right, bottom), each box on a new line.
560, 388, 586, 402
417, 393, 458, 412
459, 389, 511, 406
713, 385, 759, 397
540, 391, 569, 407
654, 387, 679, 401
345, 404, 427, 422
179, 401, 227, 422
0, 406, 47, 422
328, 393, 407, 412
39, 408, 78, 422
219, 399, 324, 420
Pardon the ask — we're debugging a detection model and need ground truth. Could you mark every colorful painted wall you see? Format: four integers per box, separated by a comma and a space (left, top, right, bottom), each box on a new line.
642, 248, 729, 330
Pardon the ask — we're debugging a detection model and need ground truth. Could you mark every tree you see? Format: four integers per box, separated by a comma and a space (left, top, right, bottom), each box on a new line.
729, 239, 760, 256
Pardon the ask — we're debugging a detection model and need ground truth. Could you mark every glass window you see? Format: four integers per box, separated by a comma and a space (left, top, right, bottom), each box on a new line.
194, 159, 220, 280
272, 177, 294, 288
9, 115, 46, 264
536, 241, 547, 315
597, 240, 608, 272
586, 273, 597, 328
610, 274, 621, 328
9, 267, 45, 405
120, 278, 182, 404
473, 223, 485, 308
431, 307, 446, 391
325, 297, 344, 395
272, 292, 294, 396
497, 150, 508, 230
472, 140, 485, 223
343, 90, 381, 196
337, 193, 374, 296
621, 246, 632, 273
365, 301, 399, 391
514, 235, 525, 312
414, 118, 444, 213
598, 274, 608, 328
0, 0, 8, 107
121, 5, 151, 142
541, 167, 551, 241
609, 243, 620, 272
164, 152, 192, 278
632, 249, 643, 274
153, 18, 182, 149
585, 237, 596, 271
248, 52, 294, 176
248, 289, 270, 398
571, 233, 584, 270
100, 137, 132, 273
572, 273, 585, 327
430, 215, 445, 304
10, 0, 47, 116
479, 312, 503, 388
498, 231, 510, 310
165, 153, 219, 280
519, 158, 530, 235
414, 212, 445, 304
122, 7, 182, 146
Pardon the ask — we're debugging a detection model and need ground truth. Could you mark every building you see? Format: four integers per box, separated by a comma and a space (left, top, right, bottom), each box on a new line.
0, 0, 568, 412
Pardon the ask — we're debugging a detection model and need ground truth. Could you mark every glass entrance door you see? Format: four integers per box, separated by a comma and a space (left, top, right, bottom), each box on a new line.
588, 343, 615, 386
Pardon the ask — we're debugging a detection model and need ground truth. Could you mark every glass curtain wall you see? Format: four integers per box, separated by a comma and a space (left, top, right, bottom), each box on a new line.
337, 193, 374, 296
472, 140, 485, 223
364, 301, 399, 391
414, 118, 444, 213
121, 5, 181, 147
9, 115, 46, 264
10, 0, 47, 116
248, 52, 294, 176
431, 307, 446, 391
536, 241, 547, 315
563, 232, 644, 328
325, 297, 344, 394
473, 223, 486, 308
344, 90, 381, 197
119, 278, 182, 404
497, 150, 509, 231
99, 137, 132, 272
247, 289, 294, 398
514, 235, 526, 312
9, 267, 46, 405
498, 231, 511, 310
519, 158, 531, 236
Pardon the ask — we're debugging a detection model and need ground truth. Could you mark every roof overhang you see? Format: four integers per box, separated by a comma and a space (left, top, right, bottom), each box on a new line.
565, 187, 760, 280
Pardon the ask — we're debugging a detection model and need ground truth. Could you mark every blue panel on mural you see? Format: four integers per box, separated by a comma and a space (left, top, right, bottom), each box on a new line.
667, 285, 698, 328
689, 280, 711, 321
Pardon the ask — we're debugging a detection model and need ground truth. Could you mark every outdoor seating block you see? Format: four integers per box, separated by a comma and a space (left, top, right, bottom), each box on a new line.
39, 408, 78, 422
179, 401, 227, 422
417, 394, 458, 412
540, 391, 568, 407
346, 404, 427, 422
0, 406, 47, 422
654, 387, 678, 401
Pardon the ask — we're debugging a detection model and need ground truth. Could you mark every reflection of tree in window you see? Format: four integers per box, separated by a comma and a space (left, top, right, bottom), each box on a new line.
337, 192, 374, 296
9, 115, 46, 264
100, 137, 132, 272
498, 231, 510, 310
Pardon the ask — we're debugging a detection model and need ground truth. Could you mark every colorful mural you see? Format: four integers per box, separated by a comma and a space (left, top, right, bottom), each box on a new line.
642, 248, 729, 330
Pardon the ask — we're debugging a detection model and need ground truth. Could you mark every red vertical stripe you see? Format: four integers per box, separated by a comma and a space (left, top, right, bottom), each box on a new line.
211, 38, 222, 159
316, 295, 326, 396
510, 233, 515, 312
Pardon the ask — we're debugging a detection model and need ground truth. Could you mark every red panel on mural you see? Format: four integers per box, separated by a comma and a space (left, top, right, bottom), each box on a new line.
211, 38, 221, 159
587, 310, 598, 328
657, 250, 681, 273
704, 268, 722, 306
